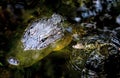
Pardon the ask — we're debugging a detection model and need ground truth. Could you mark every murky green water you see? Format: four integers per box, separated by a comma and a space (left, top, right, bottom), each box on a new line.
0, 0, 120, 78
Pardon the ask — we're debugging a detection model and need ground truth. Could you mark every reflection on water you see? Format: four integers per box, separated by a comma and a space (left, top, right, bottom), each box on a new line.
0, 0, 120, 78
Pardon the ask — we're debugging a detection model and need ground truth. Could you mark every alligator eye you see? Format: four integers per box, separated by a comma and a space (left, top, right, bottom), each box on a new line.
7, 57, 19, 66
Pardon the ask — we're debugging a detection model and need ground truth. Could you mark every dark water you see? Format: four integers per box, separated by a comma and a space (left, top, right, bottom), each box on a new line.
0, 0, 120, 78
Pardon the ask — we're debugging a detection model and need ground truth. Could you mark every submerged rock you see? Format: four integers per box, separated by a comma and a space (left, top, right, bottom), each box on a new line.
6, 13, 72, 68
67, 29, 119, 77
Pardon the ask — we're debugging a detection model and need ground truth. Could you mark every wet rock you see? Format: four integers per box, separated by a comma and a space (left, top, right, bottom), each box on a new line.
86, 51, 105, 72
